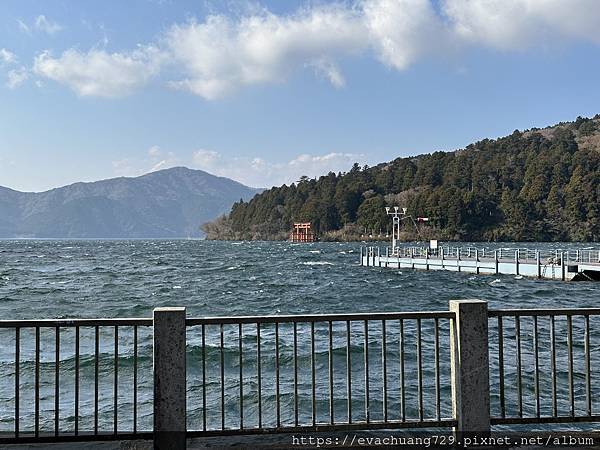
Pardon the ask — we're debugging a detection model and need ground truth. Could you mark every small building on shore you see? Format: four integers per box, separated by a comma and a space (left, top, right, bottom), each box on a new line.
290, 222, 315, 242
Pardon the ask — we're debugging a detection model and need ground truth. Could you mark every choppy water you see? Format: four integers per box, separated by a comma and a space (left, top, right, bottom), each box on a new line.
0, 240, 599, 435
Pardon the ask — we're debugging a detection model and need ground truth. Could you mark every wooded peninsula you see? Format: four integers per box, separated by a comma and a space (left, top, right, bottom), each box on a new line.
203, 115, 600, 242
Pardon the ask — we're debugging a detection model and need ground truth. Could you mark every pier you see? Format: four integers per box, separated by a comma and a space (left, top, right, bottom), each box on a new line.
360, 245, 600, 281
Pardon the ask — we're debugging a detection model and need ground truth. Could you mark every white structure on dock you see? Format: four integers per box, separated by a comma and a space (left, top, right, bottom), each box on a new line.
360, 245, 600, 281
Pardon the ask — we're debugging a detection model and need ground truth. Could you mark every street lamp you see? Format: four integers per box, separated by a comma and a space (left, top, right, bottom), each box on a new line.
385, 207, 428, 253
385, 206, 403, 253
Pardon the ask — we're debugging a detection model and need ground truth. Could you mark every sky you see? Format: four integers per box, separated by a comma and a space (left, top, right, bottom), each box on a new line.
1, 0, 600, 192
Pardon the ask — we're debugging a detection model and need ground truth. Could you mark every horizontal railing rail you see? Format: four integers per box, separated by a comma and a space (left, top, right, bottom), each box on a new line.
185, 311, 456, 436
0, 319, 153, 443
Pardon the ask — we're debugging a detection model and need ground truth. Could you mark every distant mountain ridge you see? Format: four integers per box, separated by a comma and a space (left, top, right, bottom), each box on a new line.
0, 167, 260, 238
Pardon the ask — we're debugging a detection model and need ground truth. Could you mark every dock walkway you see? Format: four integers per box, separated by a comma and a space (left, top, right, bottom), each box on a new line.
360, 246, 600, 281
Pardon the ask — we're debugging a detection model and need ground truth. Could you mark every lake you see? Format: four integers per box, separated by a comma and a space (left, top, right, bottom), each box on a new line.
1, 240, 599, 434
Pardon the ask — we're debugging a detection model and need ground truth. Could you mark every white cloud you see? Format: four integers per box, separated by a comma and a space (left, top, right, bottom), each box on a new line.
443, 0, 600, 50
164, 4, 367, 99
33, 46, 164, 97
0, 48, 17, 65
147, 145, 162, 157
6, 67, 29, 89
308, 58, 346, 88
17, 19, 30, 34
191, 149, 367, 187
34, 15, 62, 35
160, 0, 600, 99
29, 0, 600, 99
112, 146, 180, 177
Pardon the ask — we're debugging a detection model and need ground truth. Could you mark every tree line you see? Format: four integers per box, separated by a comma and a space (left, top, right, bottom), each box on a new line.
203, 115, 600, 242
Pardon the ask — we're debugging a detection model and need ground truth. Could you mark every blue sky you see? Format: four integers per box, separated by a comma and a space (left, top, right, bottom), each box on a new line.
1, 0, 599, 192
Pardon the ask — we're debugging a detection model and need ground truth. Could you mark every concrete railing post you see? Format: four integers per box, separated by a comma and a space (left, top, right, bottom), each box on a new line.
154, 307, 187, 450
449, 300, 490, 436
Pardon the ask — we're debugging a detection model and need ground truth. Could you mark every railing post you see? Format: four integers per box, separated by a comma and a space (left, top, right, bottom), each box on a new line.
494, 250, 498, 275
515, 250, 519, 275
449, 300, 490, 436
475, 249, 479, 275
536, 250, 541, 279
154, 307, 187, 450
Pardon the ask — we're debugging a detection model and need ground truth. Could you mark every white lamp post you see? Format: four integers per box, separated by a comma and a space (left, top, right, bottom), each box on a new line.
385, 206, 402, 253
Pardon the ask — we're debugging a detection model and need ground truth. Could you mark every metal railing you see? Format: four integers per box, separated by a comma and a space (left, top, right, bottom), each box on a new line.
378, 246, 600, 264
488, 308, 600, 425
3, 302, 600, 447
0, 318, 153, 443
185, 312, 456, 436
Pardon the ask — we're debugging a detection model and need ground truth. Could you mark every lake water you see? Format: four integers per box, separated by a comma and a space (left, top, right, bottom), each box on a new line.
0, 240, 599, 435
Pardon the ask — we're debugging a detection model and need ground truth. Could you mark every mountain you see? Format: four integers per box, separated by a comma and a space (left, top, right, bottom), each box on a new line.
203, 115, 600, 242
0, 167, 260, 238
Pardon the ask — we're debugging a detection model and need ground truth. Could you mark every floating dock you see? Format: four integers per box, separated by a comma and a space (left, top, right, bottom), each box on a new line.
360, 246, 600, 281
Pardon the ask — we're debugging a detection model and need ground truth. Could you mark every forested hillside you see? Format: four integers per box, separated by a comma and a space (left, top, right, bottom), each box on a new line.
203, 116, 600, 242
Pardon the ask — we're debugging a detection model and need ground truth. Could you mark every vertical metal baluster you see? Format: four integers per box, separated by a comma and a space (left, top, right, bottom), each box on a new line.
533, 316, 540, 418
15, 328, 19, 439
55, 326, 60, 436
531, 316, 539, 417
400, 319, 405, 422
133, 326, 137, 434
382, 320, 388, 422
329, 321, 334, 424
434, 318, 440, 421
293, 322, 298, 427
585, 316, 592, 416
311, 322, 316, 426
239, 323, 243, 429
75, 326, 79, 436
417, 319, 423, 421
35, 326, 40, 438
201, 325, 206, 431
94, 326, 99, 435
551, 316, 557, 417
220, 323, 225, 430
275, 323, 280, 428
364, 320, 369, 423
567, 315, 574, 417
114, 326, 118, 435
516, 316, 522, 417
346, 321, 351, 424
585, 315, 592, 417
498, 316, 505, 418
257, 323, 262, 429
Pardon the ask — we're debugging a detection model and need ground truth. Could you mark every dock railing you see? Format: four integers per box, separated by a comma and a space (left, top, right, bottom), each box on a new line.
2, 301, 600, 448
370, 245, 600, 265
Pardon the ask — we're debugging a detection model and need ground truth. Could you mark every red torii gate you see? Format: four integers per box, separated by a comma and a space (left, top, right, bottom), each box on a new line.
290, 223, 315, 242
